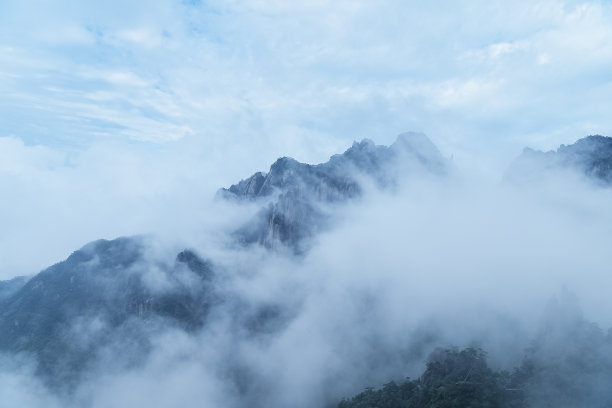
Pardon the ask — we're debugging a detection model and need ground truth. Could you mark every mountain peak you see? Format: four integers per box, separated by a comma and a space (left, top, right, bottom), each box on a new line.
391, 131, 446, 173
394, 130, 429, 144
270, 156, 300, 170
393, 131, 437, 153
220, 133, 447, 250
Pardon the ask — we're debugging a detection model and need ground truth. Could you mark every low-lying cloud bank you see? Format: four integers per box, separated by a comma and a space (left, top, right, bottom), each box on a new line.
1, 137, 612, 407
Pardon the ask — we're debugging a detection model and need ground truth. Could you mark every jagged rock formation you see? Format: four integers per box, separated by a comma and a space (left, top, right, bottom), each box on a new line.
221, 132, 447, 251
506, 135, 612, 184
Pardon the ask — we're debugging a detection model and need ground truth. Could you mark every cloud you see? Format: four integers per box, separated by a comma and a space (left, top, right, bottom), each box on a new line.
67, 171, 612, 407
0, 355, 63, 408
1, 0, 611, 159
0, 136, 248, 279
228, 172, 612, 406
2, 133, 612, 407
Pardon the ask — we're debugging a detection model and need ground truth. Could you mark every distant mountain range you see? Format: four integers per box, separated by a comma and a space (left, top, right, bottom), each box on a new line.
506, 135, 612, 184
0, 133, 610, 396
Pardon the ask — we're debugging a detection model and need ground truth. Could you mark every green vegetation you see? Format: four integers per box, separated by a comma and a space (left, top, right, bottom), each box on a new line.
338, 348, 525, 408
339, 293, 612, 408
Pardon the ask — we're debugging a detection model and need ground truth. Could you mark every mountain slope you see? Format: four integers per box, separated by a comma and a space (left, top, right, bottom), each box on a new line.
0, 237, 216, 387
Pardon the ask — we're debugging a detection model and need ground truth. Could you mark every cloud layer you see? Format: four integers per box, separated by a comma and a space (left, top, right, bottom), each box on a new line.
3, 164, 612, 407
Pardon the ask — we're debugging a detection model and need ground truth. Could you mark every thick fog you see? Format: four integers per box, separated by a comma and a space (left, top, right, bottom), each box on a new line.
2, 146, 611, 407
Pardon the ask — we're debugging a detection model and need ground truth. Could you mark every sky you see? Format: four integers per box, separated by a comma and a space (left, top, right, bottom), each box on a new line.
1, 0, 612, 278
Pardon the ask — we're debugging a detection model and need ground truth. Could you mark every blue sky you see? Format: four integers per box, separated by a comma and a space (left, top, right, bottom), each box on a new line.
1, 0, 612, 277
2, 1, 611, 155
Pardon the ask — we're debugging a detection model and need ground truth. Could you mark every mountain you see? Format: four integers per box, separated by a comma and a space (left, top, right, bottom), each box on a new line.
0, 237, 216, 387
1, 132, 612, 406
220, 132, 447, 251
0, 133, 447, 389
506, 135, 612, 184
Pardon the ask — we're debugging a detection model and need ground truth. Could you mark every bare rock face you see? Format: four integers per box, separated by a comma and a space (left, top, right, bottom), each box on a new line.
506, 135, 612, 184
221, 132, 448, 251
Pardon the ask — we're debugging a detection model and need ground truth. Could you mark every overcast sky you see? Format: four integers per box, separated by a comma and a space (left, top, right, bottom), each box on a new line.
1, 0, 612, 278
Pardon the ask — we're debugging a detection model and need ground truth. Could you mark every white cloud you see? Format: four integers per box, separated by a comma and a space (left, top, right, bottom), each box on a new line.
93, 71, 151, 87
1, 0, 612, 277
114, 28, 164, 48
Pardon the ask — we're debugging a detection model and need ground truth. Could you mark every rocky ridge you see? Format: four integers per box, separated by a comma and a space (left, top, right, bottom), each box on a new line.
220, 132, 447, 251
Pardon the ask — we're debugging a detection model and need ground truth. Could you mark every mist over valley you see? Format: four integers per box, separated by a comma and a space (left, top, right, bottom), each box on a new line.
1, 134, 612, 407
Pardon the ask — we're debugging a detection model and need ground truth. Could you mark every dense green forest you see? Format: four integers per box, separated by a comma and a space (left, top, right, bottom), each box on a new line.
338, 311, 612, 408
338, 348, 524, 408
